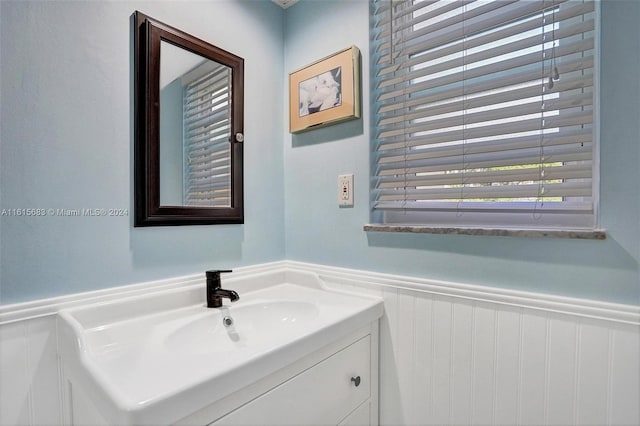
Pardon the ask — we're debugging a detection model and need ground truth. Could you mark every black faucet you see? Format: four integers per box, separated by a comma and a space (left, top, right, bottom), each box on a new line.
206, 270, 239, 308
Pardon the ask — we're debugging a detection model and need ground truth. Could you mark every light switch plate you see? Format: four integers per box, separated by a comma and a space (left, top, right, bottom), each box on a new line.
338, 174, 354, 207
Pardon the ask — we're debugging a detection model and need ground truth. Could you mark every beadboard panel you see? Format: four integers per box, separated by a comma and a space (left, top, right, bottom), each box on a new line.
0, 316, 62, 426
1, 262, 639, 426
291, 262, 640, 426
0, 321, 31, 425
371, 290, 638, 426
388, 296, 640, 426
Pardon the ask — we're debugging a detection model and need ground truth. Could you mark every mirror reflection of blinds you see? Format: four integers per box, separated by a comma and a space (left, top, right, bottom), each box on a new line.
371, 0, 596, 228
183, 66, 232, 207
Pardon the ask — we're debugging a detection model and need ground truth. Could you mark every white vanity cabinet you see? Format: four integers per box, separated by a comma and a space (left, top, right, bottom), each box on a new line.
177, 323, 379, 426
210, 335, 372, 426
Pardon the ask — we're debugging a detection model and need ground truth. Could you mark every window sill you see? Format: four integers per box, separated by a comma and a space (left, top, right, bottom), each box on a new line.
363, 224, 607, 240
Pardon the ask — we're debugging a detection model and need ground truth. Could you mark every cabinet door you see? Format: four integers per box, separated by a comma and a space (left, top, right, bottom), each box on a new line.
339, 401, 371, 426
210, 336, 371, 426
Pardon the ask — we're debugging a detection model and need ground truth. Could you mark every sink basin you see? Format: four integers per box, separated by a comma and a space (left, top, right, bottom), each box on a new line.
57, 273, 383, 426
165, 300, 320, 354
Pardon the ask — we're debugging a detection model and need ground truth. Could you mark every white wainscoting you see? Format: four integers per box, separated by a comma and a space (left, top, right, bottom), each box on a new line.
288, 262, 640, 426
1, 261, 638, 426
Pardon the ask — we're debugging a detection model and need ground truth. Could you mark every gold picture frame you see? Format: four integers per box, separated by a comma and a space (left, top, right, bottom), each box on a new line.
289, 46, 361, 134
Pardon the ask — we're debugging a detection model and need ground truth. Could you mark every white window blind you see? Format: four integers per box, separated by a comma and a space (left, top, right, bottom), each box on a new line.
183, 63, 232, 207
371, 0, 597, 229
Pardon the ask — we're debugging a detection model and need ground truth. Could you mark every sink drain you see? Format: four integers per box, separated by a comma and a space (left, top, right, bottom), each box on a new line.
222, 316, 234, 327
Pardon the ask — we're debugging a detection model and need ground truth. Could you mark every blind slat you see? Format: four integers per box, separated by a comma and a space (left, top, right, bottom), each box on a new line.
185, 96, 229, 119
378, 146, 593, 175
378, 55, 593, 114
378, 92, 593, 139
185, 109, 229, 133
377, 109, 593, 149
188, 126, 230, 145
184, 85, 229, 113
374, 201, 593, 213
378, 19, 594, 89
379, 76, 593, 127
377, 181, 592, 201
376, 1, 590, 67
378, 150, 592, 177
378, 163, 592, 188
189, 157, 230, 170
187, 179, 231, 191
186, 120, 230, 140
377, 1, 518, 51
188, 156, 231, 169
185, 70, 229, 97
378, 5, 589, 76
186, 64, 229, 88
378, 129, 592, 160
377, 37, 594, 101
187, 138, 229, 154
376, 0, 478, 39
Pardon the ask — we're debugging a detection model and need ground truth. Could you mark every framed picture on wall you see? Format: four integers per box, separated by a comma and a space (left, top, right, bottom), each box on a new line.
289, 46, 361, 133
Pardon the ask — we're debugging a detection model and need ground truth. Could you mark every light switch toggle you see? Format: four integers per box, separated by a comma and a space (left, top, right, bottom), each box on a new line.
338, 174, 354, 207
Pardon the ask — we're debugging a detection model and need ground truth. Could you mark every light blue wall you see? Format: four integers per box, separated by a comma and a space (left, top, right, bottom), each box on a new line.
283, 0, 640, 305
1, 0, 638, 306
0, 0, 286, 303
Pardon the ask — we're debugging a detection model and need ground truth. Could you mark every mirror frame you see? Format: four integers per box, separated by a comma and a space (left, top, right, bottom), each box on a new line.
133, 11, 244, 226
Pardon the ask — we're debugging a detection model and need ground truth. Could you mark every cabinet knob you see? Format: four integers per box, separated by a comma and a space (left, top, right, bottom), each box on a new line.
350, 376, 361, 387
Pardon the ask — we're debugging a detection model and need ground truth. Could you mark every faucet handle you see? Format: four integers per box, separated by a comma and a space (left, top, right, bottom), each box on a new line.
206, 269, 233, 278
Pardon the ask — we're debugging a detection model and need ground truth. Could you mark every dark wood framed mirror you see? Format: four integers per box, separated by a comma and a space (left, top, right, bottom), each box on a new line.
133, 11, 244, 226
